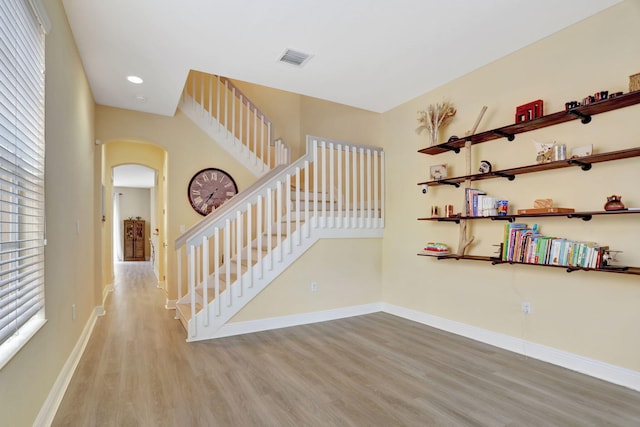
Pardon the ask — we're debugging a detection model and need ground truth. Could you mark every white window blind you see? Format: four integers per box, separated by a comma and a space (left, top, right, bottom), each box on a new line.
0, 0, 46, 366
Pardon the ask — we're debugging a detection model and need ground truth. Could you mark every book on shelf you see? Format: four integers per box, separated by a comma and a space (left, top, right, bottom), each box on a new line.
465, 188, 486, 217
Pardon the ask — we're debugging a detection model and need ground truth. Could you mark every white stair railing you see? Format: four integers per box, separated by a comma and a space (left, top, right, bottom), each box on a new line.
180, 70, 290, 176
174, 136, 384, 341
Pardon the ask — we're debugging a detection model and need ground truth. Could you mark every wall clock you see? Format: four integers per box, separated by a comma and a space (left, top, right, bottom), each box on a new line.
187, 168, 238, 216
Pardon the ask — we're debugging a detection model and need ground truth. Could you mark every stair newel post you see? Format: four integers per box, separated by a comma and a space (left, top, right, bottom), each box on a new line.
202, 235, 209, 326
188, 244, 197, 337
304, 160, 310, 238
256, 196, 263, 278
286, 174, 292, 254
266, 188, 273, 270
236, 211, 242, 296
337, 144, 343, 228
246, 202, 252, 287
329, 142, 335, 228
224, 219, 232, 307
214, 227, 220, 316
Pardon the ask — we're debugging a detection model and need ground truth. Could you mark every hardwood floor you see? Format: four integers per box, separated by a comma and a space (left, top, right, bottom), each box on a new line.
52, 262, 640, 426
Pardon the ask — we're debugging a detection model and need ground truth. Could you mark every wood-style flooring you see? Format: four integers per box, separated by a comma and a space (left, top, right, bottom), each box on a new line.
52, 262, 640, 426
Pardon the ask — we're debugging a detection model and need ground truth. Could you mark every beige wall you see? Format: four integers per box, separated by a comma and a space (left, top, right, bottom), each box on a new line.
381, 0, 640, 371
0, 0, 98, 425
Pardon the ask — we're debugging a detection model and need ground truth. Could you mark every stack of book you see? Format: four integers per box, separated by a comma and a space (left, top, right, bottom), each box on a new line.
465, 188, 497, 217
501, 223, 607, 269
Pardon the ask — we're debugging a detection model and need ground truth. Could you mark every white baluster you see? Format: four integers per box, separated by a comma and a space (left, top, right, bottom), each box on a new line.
257, 195, 263, 278
345, 145, 350, 229
216, 76, 221, 131
224, 79, 229, 136
188, 244, 196, 337
304, 160, 310, 238
246, 202, 252, 287
367, 148, 372, 228
266, 188, 273, 270
276, 180, 283, 262
202, 236, 209, 326
259, 116, 264, 166
231, 87, 236, 142
337, 144, 343, 228
295, 167, 301, 246
374, 150, 379, 227
239, 94, 244, 149
286, 174, 292, 254
177, 247, 182, 300
236, 211, 242, 296
381, 151, 386, 227
352, 146, 357, 228
313, 140, 318, 228
360, 148, 365, 228
329, 142, 335, 228
321, 140, 327, 228
225, 219, 231, 306
214, 227, 220, 316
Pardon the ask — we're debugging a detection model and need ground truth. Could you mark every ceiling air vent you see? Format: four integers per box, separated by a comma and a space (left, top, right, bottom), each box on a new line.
278, 48, 312, 67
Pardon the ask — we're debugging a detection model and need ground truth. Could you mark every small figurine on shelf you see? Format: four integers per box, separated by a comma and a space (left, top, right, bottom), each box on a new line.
604, 195, 625, 211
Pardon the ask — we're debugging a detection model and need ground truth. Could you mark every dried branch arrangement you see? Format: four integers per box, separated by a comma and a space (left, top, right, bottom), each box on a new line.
416, 101, 457, 146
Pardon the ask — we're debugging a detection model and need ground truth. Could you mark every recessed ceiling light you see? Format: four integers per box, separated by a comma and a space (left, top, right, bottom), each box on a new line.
127, 75, 143, 84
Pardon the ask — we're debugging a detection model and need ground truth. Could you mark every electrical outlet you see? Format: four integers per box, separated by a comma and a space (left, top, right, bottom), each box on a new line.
311, 282, 318, 292
521, 302, 531, 315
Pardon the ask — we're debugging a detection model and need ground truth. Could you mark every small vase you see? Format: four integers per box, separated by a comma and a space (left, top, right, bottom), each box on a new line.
604, 195, 625, 211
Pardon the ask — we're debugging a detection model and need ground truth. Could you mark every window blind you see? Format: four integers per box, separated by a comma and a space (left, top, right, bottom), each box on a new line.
0, 0, 46, 362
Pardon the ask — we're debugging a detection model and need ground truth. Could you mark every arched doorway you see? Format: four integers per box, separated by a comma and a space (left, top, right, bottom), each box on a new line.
101, 140, 168, 296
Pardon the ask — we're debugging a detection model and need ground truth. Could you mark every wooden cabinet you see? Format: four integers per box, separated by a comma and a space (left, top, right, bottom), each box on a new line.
124, 219, 145, 261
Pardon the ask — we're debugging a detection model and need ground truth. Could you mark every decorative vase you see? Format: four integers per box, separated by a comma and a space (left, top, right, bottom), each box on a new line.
604, 195, 625, 211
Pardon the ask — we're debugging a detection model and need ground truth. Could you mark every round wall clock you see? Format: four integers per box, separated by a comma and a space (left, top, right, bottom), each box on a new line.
187, 168, 238, 216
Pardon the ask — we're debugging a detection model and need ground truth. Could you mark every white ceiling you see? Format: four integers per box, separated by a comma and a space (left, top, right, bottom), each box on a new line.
61, 0, 621, 116
113, 165, 156, 188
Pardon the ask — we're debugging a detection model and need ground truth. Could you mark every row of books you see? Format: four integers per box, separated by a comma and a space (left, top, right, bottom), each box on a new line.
465, 188, 497, 217
502, 223, 607, 269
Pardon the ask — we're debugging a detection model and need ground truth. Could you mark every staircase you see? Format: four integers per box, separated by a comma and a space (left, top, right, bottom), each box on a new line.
179, 70, 290, 176
174, 136, 385, 342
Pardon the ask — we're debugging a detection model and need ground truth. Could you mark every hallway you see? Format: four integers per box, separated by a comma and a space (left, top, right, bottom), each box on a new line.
51, 262, 640, 426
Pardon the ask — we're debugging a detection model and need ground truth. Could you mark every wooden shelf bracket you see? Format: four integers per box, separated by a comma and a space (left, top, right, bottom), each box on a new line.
567, 213, 592, 221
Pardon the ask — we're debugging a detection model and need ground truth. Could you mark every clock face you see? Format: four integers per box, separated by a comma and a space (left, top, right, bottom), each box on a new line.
187, 168, 238, 216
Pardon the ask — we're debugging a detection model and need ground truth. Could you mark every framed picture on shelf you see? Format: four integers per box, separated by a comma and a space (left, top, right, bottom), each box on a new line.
429, 164, 447, 180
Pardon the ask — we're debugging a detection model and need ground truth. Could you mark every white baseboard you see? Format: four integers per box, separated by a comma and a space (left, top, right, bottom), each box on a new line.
165, 299, 176, 310
99, 284, 113, 315
382, 303, 640, 392
213, 303, 383, 339
33, 307, 101, 427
